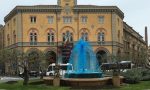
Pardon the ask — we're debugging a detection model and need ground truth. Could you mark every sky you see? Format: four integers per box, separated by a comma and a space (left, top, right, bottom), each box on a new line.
0, 0, 150, 45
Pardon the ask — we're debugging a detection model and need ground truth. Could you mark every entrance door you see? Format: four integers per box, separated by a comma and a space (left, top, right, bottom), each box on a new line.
96, 50, 107, 65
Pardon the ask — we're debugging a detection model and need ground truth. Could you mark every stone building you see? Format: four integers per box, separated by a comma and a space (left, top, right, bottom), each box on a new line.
0, 0, 147, 73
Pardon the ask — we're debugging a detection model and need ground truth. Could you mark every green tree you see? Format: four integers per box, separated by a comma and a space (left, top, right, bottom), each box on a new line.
0, 49, 18, 75
18, 50, 46, 85
0, 49, 47, 85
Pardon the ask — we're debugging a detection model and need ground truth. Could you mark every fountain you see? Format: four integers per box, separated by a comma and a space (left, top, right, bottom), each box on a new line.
43, 39, 119, 87
65, 39, 103, 78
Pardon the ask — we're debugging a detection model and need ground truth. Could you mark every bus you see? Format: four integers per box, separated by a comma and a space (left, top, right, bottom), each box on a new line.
46, 63, 73, 76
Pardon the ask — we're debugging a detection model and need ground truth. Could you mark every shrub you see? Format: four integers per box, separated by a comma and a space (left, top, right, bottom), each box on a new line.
141, 68, 150, 81
123, 68, 142, 84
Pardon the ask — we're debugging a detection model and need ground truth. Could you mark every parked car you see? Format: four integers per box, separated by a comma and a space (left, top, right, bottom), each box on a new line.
39, 70, 46, 76
119, 61, 134, 72
29, 71, 39, 77
19, 70, 39, 78
19, 72, 24, 78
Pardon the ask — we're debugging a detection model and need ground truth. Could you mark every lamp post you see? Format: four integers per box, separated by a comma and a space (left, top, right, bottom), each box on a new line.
53, 11, 60, 86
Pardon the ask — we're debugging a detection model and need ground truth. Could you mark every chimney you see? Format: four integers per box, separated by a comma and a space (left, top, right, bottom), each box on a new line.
145, 26, 148, 47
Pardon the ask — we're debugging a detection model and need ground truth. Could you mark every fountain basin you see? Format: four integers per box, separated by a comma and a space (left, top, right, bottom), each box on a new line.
61, 77, 111, 87
64, 72, 103, 78
43, 76, 124, 87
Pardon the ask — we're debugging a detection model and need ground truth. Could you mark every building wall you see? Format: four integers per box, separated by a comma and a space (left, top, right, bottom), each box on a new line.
147, 46, 150, 68
123, 22, 147, 65
4, 8, 124, 57
148, 46, 150, 60
1, 0, 147, 74
0, 25, 4, 50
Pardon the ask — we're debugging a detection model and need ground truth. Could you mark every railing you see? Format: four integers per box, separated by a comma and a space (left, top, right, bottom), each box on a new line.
7, 41, 123, 49
18, 42, 57, 47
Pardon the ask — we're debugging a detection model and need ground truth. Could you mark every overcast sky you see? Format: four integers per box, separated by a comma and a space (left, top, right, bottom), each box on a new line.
0, 0, 149, 45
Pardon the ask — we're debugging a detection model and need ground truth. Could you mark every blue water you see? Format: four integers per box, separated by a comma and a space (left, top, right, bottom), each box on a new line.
65, 39, 102, 78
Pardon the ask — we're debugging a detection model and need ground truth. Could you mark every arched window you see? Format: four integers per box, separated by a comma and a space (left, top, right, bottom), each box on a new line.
30, 31, 37, 45
47, 30, 54, 44
98, 32, 105, 42
81, 32, 88, 41
62, 31, 73, 42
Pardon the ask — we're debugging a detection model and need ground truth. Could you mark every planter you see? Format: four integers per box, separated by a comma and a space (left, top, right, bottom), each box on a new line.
53, 77, 60, 86
112, 76, 120, 87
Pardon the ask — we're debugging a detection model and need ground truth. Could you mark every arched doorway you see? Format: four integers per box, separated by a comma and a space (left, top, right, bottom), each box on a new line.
28, 51, 40, 71
45, 51, 56, 65
96, 50, 107, 65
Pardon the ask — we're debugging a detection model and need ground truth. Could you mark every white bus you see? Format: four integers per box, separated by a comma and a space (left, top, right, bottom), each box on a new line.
46, 63, 73, 76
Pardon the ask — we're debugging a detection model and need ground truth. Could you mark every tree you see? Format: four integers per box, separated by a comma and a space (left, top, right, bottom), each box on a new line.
17, 51, 29, 85
0, 49, 47, 85
18, 50, 46, 85
0, 49, 17, 75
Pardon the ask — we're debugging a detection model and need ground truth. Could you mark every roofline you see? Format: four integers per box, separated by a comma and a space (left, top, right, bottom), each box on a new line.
4, 5, 62, 23
4, 5, 124, 23
123, 22, 143, 38
73, 5, 124, 19
123, 22, 146, 44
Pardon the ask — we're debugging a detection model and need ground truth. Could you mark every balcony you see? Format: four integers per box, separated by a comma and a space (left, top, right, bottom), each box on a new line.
6, 41, 123, 49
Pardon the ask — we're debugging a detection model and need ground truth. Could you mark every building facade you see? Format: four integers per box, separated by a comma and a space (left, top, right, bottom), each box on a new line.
148, 46, 150, 60
0, 25, 4, 74
147, 46, 150, 68
0, 0, 147, 73
0, 25, 4, 50
123, 23, 147, 65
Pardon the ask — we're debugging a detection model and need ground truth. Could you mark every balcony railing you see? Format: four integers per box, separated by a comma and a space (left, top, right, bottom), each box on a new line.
6, 41, 123, 49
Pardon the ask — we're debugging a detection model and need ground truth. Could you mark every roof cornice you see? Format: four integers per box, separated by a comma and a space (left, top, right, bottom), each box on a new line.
4, 5, 124, 22
73, 5, 124, 19
4, 5, 62, 23
123, 22, 146, 44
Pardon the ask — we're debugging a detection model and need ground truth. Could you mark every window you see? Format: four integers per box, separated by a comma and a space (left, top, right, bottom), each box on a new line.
30, 31, 37, 45
30, 16, 36, 23
81, 32, 88, 41
63, 16, 72, 24
62, 31, 73, 42
48, 31, 55, 44
7, 34, 10, 45
81, 16, 87, 23
98, 16, 104, 24
13, 31, 16, 43
118, 30, 120, 42
47, 16, 54, 24
7, 23, 9, 30
66, 3, 69, 6
98, 32, 105, 42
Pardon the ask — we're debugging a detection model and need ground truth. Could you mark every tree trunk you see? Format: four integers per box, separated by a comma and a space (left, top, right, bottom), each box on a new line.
23, 66, 29, 85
